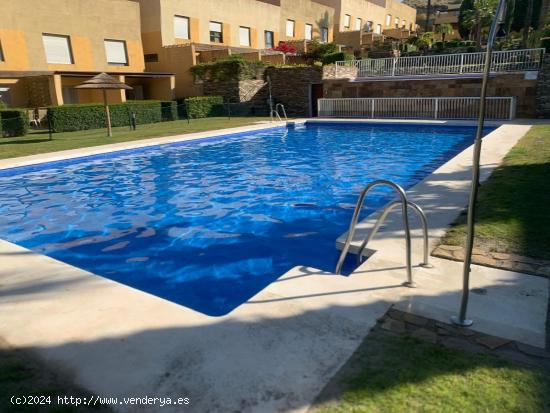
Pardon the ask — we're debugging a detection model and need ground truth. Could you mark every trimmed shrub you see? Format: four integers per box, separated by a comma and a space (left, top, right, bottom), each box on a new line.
177, 96, 225, 119
190, 56, 266, 82
321, 52, 354, 65
47, 100, 177, 132
0, 109, 29, 137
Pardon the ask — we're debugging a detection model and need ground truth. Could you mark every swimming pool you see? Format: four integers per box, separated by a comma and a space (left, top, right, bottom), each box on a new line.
0, 122, 490, 316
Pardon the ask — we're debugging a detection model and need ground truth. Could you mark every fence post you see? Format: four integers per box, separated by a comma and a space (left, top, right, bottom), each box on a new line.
391, 58, 397, 77
460, 53, 464, 74
335, 62, 339, 79
371, 99, 375, 118
509, 97, 516, 120
434, 98, 439, 119
47, 114, 53, 140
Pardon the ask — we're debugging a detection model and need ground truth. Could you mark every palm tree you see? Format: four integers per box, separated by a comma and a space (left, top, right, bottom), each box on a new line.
461, 0, 498, 48
435, 23, 455, 42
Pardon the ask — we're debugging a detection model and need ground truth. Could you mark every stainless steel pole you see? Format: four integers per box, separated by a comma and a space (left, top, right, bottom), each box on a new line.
451, 0, 507, 327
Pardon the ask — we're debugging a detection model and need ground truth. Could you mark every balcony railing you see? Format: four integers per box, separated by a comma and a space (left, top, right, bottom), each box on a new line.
335, 48, 545, 78
318, 97, 516, 120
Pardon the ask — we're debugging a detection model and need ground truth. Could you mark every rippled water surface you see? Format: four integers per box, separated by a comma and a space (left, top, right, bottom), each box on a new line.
0, 123, 485, 315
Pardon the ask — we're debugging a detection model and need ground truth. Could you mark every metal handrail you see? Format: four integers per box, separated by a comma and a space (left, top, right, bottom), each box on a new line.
270, 109, 282, 122
356, 200, 432, 269
275, 103, 288, 120
335, 180, 415, 288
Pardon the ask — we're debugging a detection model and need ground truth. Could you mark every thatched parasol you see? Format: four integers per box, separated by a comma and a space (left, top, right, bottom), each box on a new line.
75, 73, 133, 137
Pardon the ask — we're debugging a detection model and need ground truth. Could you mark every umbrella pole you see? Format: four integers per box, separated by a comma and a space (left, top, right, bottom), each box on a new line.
103, 89, 112, 138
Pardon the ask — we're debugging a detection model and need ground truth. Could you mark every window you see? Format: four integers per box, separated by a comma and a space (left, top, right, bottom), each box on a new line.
402, 20, 407, 28
42, 34, 73, 64
0, 40, 4, 62
286, 20, 295, 37
366, 21, 373, 32
174, 16, 190, 40
239, 26, 251, 46
321, 27, 329, 42
144, 53, 159, 63
355, 18, 362, 31
394, 17, 399, 28
209, 21, 223, 43
385, 14, 391, 26
104, 40, 128, 65
305, 23, 313, 40
376, 24, 382, 34
343, 14, 351, 28
265, 31, 274, 49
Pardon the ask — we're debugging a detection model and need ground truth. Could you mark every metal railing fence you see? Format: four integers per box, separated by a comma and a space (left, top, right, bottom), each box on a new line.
317, 97, 516, 120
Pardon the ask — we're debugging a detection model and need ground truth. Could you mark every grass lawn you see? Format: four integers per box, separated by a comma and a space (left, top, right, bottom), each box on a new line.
441, 124, 550, 260
313, 335, 550, 413
0, 117, 270, 160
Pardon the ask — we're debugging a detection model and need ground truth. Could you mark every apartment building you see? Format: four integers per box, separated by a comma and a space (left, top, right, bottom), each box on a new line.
132, 0, 336, 97
0, 0, 175, 108
325, 0, 417, 49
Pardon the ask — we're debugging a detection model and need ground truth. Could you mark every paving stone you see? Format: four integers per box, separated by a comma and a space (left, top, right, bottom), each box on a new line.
491, 252, 511, 260
380, 319, 406, 334
515, 342, 550, 359
432, 248, 454, 259
471, 248, 487, 256
457, 327, 476, 337
453, 250, 465, 260
536, 266, 550, 277
437, 328, 451, 336
403, 313, 429, 327
511, 262, 536, 274
508, 254, 542, 265
387, 309, 403, 320
442, 337, 487, 354
438, 245, 463, 251
472, 254, 498, 267
411, 328, 438, 344
475, 335, 511, 350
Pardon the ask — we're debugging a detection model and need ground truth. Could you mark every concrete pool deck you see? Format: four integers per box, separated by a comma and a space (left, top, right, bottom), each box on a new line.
0, 120, 547, 412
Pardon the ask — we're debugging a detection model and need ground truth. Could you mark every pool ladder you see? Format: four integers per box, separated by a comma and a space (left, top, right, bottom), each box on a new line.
270, 104, 288, 122
335, 180, 432, 287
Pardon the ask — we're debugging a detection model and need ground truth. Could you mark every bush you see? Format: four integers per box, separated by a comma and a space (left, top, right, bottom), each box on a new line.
321, 52, 354, 65
305, 41, 339, 62
541, 37, 550, 53
190, 56, 265, 82
47, 100, 177, 132
177, 96, 225, 119
0, 109, 29, 137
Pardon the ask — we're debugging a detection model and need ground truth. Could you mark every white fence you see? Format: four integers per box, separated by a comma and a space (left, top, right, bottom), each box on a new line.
335, 48, 545, 78
317, 97, 516, 120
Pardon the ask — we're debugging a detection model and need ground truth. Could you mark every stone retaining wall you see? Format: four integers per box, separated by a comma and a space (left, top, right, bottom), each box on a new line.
324, 73, 538, 118
266, 66, 323, 117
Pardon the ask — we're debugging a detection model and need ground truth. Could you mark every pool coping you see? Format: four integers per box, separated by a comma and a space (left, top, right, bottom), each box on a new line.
0, 119, 547, 413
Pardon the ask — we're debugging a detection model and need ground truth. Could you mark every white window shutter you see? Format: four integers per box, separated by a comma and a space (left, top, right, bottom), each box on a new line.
286, 20, 295, 37
174, 16, 190, 39
104, 40, 127, 65
209, 22, 222, 33
239, 27, 250, 46
305, 24, 312, 40
43, 35, 72, 64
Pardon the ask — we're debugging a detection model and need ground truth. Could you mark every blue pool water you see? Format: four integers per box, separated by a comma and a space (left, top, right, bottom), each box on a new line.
0, 123, 488, 316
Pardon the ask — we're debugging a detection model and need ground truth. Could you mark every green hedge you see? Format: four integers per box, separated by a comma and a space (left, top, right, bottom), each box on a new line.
541, 37, 550, 53
177, 96, 225, 119
0, 109, 29, 137
47, 100, 177, 132
321, 52, 354, 65
190, 56, 265, 82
